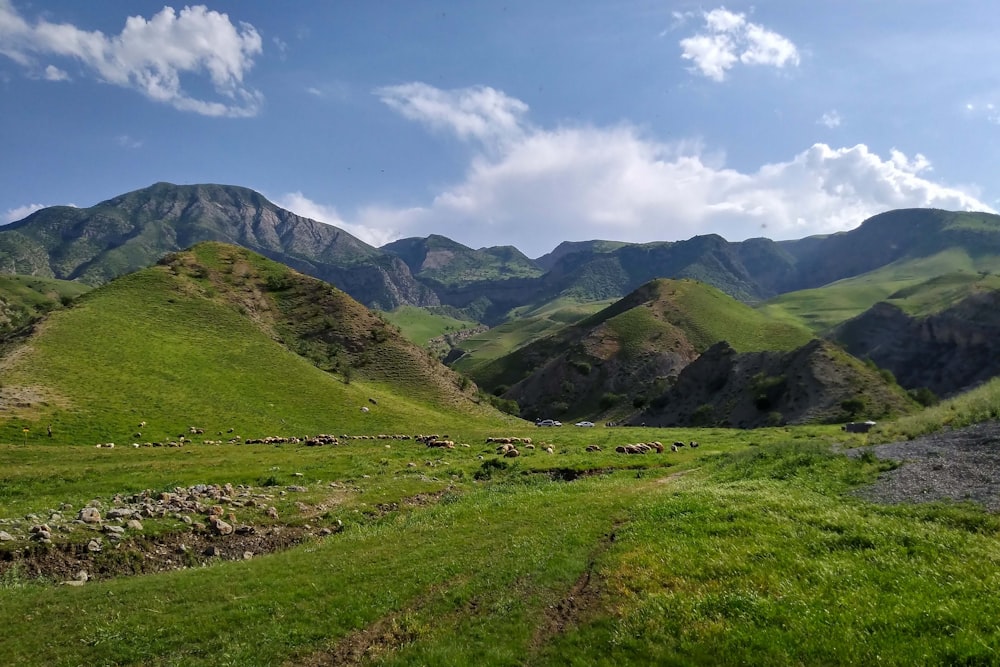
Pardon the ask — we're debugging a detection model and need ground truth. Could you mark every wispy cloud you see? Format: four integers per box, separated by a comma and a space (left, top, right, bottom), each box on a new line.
680, 7, 799, 81
364, 83, 990, 255
115, 134, 143, 149
4, 202, 46, 223
0, 1, 263, 117
818, 110, 842, 128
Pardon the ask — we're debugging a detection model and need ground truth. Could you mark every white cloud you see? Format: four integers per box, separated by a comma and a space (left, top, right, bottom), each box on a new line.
43, 64, 67, 81
274, 192, 399, 248
363, 83, 991, 256
818, 110, 842, 128
680, 7, 799, 81
0, 2, 263, 117
374, 82, 529, 149
115, 134, 143, 149
4, 202, 46, 223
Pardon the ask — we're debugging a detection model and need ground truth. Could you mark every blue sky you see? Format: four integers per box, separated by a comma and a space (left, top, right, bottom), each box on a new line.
1, 1, 998, 257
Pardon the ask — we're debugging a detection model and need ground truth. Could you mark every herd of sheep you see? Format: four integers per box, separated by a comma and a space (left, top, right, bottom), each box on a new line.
94, 420, 705, 458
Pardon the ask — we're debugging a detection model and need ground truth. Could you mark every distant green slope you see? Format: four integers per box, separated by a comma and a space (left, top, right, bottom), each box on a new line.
758, 248, 1000, 333
379, 305, 478, 346
0, 275, 89, 334
452, 297, 615, 375
0, 243, 513, 445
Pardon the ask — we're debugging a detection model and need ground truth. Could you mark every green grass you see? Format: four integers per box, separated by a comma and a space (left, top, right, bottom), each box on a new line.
0, 266, 511, 447
453, 298, 614, 374
759, 249, 1000, 333
640, 279, 812, 352
379, 305, 479, 346
873, 376, 1000, 442
2, 423, 1000, 664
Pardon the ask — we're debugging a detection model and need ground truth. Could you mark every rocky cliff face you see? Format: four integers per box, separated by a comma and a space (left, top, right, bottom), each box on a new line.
833, 291, 1000, 397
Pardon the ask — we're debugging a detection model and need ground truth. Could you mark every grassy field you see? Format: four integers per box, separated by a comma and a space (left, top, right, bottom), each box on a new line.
378, 306, 479, 346
2, 422, 999, 665
759, 249, 1000, 333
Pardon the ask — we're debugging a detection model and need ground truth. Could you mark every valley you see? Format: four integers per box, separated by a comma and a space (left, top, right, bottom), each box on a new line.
1, 186, 999, 665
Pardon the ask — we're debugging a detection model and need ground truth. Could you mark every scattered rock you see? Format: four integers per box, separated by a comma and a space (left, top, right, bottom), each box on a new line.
77, 507, 101, 524
0, 531, 14, 542
86, 539, 102, 553
126, 519, 144, 532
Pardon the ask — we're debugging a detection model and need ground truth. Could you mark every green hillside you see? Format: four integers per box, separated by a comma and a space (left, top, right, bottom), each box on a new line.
452, 297, 615, 374
758, 248, 1000, 333
470, 279, 813, 421
0, 274, 90, 335
0, 243, 512, 445
588, 278, 813, 354
379, 305, 479, 346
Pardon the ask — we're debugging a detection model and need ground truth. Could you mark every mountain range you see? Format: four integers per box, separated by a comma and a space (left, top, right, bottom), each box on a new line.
3, 181, 1000, 426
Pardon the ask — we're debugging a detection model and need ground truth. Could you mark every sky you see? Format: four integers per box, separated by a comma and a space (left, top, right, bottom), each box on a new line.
1, 1, 999, 258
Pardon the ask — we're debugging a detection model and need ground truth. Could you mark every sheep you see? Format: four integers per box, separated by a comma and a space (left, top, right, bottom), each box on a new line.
503, 448, 520, 458
689, 440, 700, 448
671, 444, 679, 452
361, 406, 370, 413
368, 397, 378, 405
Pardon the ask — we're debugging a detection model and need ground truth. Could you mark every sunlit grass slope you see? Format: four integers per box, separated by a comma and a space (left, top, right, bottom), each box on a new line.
759, 248, 1000, 333
379, 305, 478, 346
452, 297, 615, 374
0, 243, 514, 445
0, 274, 89, 333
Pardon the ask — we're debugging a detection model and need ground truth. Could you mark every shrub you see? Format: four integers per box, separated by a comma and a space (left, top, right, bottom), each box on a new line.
692, 404, 715, 426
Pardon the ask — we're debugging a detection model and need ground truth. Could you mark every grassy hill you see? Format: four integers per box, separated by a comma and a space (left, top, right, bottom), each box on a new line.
451, 297, 615, 375
471, 279, 813, 421
378, 305, 480, 346
0, 275, 90, 336
0, 243, 512, 446
757, 248, 1000, 333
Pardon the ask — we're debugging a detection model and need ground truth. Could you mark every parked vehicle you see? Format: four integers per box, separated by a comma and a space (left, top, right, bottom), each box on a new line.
574, 421, 595, 427
536, 419, 562, 427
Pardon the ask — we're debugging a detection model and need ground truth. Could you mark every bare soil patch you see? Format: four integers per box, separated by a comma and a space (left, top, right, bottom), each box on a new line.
847, 421, 1000, 511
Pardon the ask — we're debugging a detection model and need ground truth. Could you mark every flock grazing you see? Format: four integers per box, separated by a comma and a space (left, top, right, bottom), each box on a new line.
93, 420, 707, 460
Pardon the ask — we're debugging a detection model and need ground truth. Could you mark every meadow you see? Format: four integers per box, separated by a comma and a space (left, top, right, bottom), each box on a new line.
2, 419, 999, 665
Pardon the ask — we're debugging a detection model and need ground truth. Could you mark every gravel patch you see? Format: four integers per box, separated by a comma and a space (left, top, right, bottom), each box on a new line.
847, 421, 1000, 511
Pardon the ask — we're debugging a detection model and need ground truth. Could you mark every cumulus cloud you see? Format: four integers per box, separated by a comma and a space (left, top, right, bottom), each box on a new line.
4, 202, 46, 223
0, 1, 263, 116
680, 7, 799, 81
356, 83, 991, 256
374, 82, 529, 149
818, 110, 842, 128
273, 192, 399, 248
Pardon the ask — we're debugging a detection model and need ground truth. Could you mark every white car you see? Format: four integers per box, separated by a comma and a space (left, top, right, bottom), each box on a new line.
574, 421, 595, 427
536, 419, 562, 427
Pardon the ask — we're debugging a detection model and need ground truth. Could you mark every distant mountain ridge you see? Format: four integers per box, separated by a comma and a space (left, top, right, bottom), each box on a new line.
0, 182, 436, 310
2, 183, 999, 325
